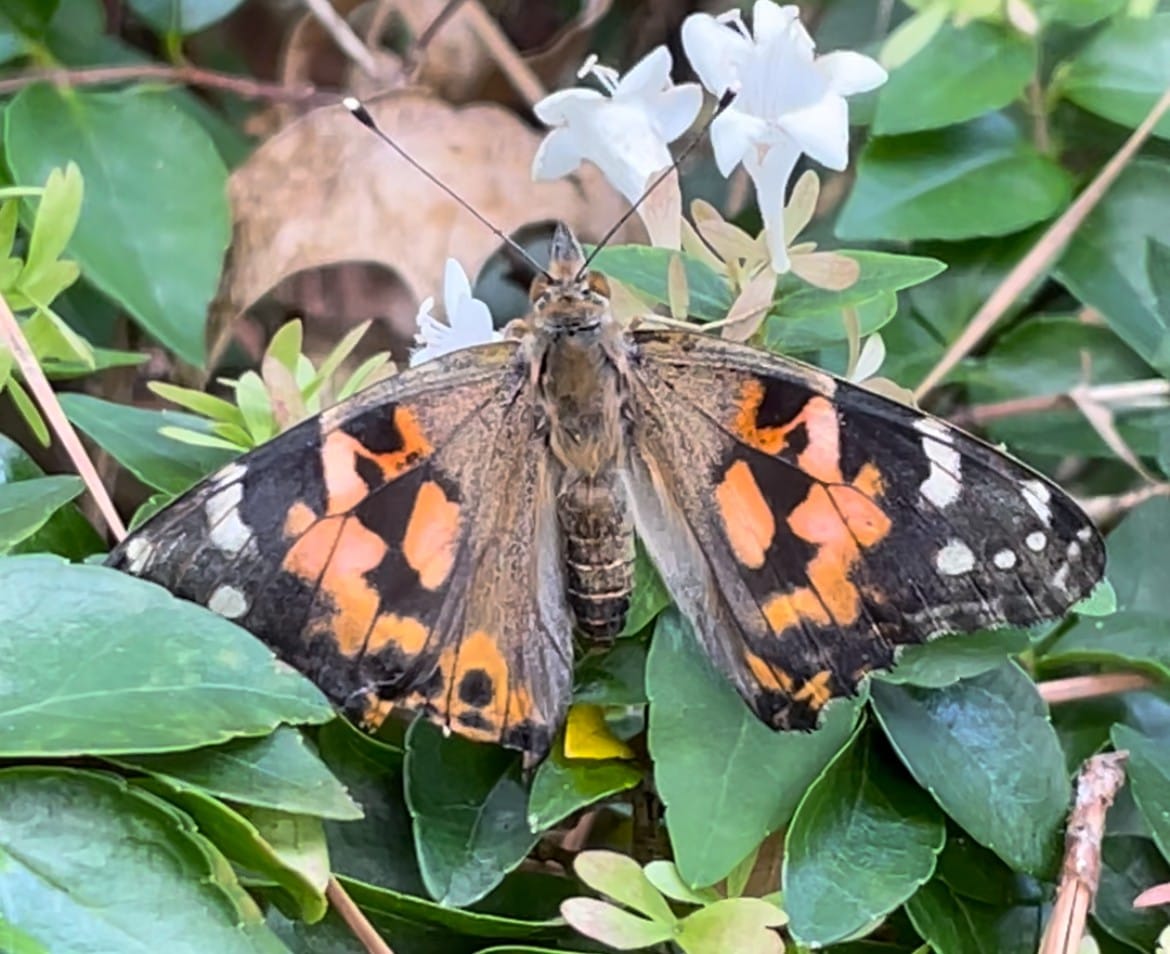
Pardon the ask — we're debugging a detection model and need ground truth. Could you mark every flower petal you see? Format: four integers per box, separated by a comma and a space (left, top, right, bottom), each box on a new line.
450, 297, 495, 340
816, 50, 888, 96
649, 84, 703, 141
442, 258, 472, 310
710, 108, 768, 176
746, 140, 801, 272
532, 127, 584, 181
682, 12, 752, 96
615, 45, 673, 98
775, 95, 850, 170
751, 1, 803, 46
534, 87, 604, 125
586, 104, 675, 204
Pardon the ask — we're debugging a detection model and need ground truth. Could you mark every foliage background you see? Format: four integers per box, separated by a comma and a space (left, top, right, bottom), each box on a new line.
1, 1, 1170, 952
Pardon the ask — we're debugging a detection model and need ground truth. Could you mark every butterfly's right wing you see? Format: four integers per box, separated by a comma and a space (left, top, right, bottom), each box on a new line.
108, 343, 573, 757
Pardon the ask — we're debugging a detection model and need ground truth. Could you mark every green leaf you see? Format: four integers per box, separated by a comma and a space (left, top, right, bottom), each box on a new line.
151, 783, 330, 923
5, 86, 230, 366
1094, 835, 1170, 950
405, 722, 539, 907
1056, 161, 1170, 375
0, 767, 288, 953
60, 392, 235, 494
877, 629, 1031, 688
871, 663, 1069, 875
0, 433, 103, 559
784, 726, 945, 945
874, 22, 1035, 135
574, 851, 676, 923
19, 162, 84, 305
527, 744, 641, 831
1060, 12, 1170, 140
574, 638, 648, 706
0, 557, 332, 756
150, 380, 245, 426
621, 541, 670, 636
7, 377, 49, 445
837, 115, 1071, 242
1046, 497, 1170, 677
1111, 725, 1170, 867
647, 610, 860, 887
127, 0, 247, 35
588, 245, 733, 321
0, 474, 83, 552
557, 899, 674, 949
905, 879, 1041, 954
675, 898, 786, 954
112, 725, 362, 820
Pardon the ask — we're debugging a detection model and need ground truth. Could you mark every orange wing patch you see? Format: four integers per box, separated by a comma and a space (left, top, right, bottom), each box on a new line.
734, 381, 843, 484
715, 460, 776, 569
322, 407, 432, 515
403, 480, 462, 590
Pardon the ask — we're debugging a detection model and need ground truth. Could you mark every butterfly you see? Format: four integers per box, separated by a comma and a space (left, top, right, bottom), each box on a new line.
107, 223, 1105, 760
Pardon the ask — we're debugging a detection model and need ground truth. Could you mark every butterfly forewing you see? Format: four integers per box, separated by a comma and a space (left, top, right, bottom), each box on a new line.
108, 341, 573, 757
624, 328, 1105, 730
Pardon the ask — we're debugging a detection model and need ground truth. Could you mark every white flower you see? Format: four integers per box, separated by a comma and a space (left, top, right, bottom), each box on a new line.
532, 46, 702, 210
682, 1, 887, 272
410, 259, 500, 366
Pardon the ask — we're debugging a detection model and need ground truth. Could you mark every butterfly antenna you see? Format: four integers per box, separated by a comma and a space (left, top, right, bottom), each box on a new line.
578, 89, 737, 279
343, 96, 553, 281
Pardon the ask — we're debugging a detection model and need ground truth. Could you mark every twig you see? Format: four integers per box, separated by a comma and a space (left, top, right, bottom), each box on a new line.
410, 0, 470, 58
0, 295, 126, 541
915, 84, 1170, 400
302, 0, 381, 79
1038, 673, 1157, 705
461, 0, 547, 107
0, 64, 322, 103
326, 878, 395, 954
1038, 752, 1128, 954
1080, 484, 1170, 525
952, 379, 1170, 427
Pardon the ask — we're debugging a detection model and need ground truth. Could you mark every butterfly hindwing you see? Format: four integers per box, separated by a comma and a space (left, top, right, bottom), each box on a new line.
624, 328, 1105, 729
107, 342, 572, 757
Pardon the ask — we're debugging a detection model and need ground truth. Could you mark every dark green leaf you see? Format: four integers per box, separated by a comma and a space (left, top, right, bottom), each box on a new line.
1112, 725, 1170, 868
647, 610, 860, 887
905, 879, 1042, 954
784, 726, 945, 945
127, 0, 247, 34
588, 245, 732, 321
112, 725, 362, 820
1056, 161, 1170, 375
0, 433, 103, 559
574, 638, 648, 706
874, 22, 1035, 135
622, 541, 670, 636
405, 722, 539, 907
871, 663, 1069, 875
60, 392, 234, 494
5, 86, 230, 365
0, 557, 331, 756
1061, 12, 1170, 140
1094, 836, 1170, 950
0, 474, 82, 552
1046, 497, 1170, 677
877, 629, 1031, 688
527, 742, 641, 831
0, 767, 288, 953
767, 291, 896, 356
837, 116, 1071, 242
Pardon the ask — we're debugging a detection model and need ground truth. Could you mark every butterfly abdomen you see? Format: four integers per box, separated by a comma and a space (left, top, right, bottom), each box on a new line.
558, 473, 635, 640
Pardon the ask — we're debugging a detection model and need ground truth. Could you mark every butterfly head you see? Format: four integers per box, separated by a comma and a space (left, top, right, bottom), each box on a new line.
529, 222, 611, 334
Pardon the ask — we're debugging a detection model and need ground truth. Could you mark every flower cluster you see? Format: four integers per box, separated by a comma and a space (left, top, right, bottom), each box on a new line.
414, 0, 886, 364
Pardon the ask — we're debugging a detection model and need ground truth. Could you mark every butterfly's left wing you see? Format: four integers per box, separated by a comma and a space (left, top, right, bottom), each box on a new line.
623, 328, 1105, 730
107, 343, 573, 757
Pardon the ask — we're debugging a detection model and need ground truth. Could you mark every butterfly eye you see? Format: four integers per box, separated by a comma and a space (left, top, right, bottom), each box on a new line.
586, 272, 610, 299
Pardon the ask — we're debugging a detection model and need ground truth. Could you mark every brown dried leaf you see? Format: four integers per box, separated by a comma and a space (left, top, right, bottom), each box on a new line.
720, 267, 776, 343
784, 170, 819, 244
667, 254, 689, 321
789, 251, 861, 291
215, 91, 632, 350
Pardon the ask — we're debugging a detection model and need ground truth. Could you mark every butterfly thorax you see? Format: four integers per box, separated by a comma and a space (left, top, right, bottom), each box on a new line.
528, 225, 635, 641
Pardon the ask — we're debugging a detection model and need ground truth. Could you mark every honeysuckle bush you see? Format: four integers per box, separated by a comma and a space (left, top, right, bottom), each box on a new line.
1, 2, 1170, 953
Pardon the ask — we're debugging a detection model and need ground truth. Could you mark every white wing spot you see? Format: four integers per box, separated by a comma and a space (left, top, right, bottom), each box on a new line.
913, 417, 953, 443
205, 483, 250, 556
920, 439, 962, 509
1026, 531, 1047, 552
993, 549, 1017, 570
123, 536, 154, 572
935, 539, 976, 576
1067, 541, 1081, 561
1021, 479, 1053, 525
208, 584, 248, 619
1052, 563, 1071, 593
1076, 526, 1093, 542
212, 462, 247, 488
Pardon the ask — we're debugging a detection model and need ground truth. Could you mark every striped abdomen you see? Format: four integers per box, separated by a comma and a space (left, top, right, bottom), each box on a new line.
558, 473, 635, 640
